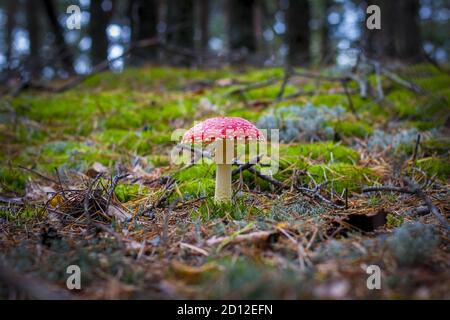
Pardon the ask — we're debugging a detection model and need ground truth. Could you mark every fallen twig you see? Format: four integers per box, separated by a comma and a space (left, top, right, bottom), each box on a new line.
0, 195, 24, 205
180, 242, 209, 256
341, 79, 360, 120
363, 179, 449, 230
206, 230, 274, 249
231, 155, 262, 176
18, 165, 58, 184
227, 77, 281, 96
403, 177, 449, 230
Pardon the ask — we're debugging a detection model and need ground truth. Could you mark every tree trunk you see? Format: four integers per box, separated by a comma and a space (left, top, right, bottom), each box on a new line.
253, 0, 264, 59
198, 0, 209, 63
6, 1, 18, 76
319, 0, 332, 65
364, 0, 423, 62
128, 0, 159, 65
42, 0, 74, 73
26, 0, 42, 79
395, 0, 423, 62
89, 0, 110, 66
166, 0, 195, 65
286, 0, 311, 66
227, 0, 256, 55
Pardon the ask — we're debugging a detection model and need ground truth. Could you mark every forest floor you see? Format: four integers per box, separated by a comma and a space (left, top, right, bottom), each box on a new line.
0, 62, 449, 299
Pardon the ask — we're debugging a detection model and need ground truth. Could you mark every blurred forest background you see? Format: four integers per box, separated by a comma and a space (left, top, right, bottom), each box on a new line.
0, 0, 449, 83
1, 0, 450, 300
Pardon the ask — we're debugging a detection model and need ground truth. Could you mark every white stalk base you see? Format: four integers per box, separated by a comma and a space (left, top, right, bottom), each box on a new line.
214, 163, 232, 202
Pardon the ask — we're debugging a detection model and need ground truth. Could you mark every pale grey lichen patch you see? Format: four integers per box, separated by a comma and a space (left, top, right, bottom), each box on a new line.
387, 222, 439, 266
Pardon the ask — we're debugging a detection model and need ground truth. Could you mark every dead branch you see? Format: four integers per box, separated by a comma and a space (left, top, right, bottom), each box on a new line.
0, 195, 24, 205
105, 173, 129, 211
276, 68, 292, 101
227, 76, 281, 96
362, 185, 414, 194
231, 155, 262, 176
206, 230, 275, 247
292, 70, 350, 82
246, 166, 286, 189
403, 177, 449, 230
363, 179, 449, 230
341, 79, 360, 120
18, 165, 58, 184
411, 134, 421, 165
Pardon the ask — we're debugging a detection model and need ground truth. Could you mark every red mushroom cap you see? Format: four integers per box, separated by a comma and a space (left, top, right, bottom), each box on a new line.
182, 117, 264, 144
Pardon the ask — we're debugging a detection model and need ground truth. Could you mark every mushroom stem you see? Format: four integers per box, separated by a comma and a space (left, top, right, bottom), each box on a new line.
215, 163, 232, 202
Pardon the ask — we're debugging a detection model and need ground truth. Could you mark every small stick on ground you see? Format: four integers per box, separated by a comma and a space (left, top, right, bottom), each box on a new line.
54, 167, 67, 200
402, 177, 449, 230
276, 68, 291, 101
232, 155, 262, 176
341, 79, 360, 120
363, 179, 449, 230
105, 173, 129, 211
411, 134, 421, 165
18, 165, 58, 184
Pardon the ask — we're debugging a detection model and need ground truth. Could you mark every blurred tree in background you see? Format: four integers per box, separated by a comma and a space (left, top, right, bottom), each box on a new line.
0, 0, 448, 82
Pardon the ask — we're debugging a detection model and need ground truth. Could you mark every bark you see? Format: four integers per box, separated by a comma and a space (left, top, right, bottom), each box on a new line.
89, 0, 111, 65
396, 0, 423, 61
364, 0, 424, 62
128, 0, 159, 65
227, 0, 256, 54
319, 0, 332, 65
6, 1, 18, 75
198, 0, 209, 61
286, 0, 311, 66
27, 0, 41, 78
166, 0, 195, 65
42, 0, 74, 73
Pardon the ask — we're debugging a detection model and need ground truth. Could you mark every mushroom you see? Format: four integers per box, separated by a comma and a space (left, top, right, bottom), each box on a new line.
182, 117, 264, 202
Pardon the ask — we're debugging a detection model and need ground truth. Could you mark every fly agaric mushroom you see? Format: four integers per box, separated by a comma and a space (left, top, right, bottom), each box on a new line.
182, 117, 264, 202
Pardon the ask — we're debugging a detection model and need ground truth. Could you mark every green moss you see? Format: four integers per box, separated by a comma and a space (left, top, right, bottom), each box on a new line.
173, 163, 216, 199
179, 178, 215, 199
386, 90, 418, 117
192, 197, 261, 220
333, 120, 373, 138
238, 68, 284, 82
114, 183, 149, 203
403, 120, 442, 131
245, 84, 296, 100
279, 142, 359, 164
367, 195, 381, 207
421, 138, 450, 156
0, 167, 27, 195
174, 163, 215, 182
386, 213, 404, 228
400, 137, 450, 156
82, 67, 230, 91
227, 107, 262, 122
0, 207, 43, 220
37, 140, 116, 172
416, 157, 450, 179
310, 94, 347, 108
415, 74, 450, 92
307, 163, 375, 193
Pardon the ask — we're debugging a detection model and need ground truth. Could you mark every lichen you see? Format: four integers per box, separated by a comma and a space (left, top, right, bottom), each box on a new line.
387, 222, 439, 266
257, 104, 346, 142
